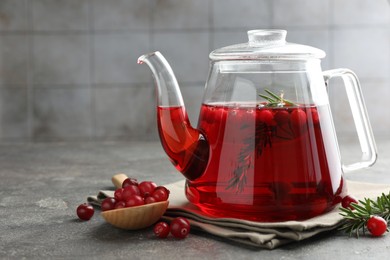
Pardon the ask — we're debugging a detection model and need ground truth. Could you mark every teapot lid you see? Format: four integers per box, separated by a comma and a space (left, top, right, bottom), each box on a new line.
210, 30, 326, 60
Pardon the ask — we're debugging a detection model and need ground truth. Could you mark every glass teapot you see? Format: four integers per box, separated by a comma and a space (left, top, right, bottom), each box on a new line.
138, 29, 377, 222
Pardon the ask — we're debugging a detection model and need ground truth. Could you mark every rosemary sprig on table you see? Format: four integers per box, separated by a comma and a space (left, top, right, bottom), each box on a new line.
259, 89, 295, 107
339, 192, 390, 238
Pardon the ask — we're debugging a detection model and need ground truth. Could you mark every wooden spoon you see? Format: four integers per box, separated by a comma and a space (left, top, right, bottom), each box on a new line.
101, 173, 169, 230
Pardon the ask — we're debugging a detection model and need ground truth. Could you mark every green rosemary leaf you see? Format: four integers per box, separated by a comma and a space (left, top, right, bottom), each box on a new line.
357, 221, 366, 237
381, 194, 389, 209
375, 198, 384, 212
382, 193, 390, 208
371, 198, 380, 209
363, 198, 373, 212
383, 194, 389, 205
283, 99, 295, 106
352, 203, 371, 214
339, 223, 354, 233
341, 221, 359, 237
385, 192, 390, 204
339, 207, 356, 218
338, 210, 350, 217
339, 207, 352, 214
340, 215, 355, 220
351, 222, 363, 238
264, 89, 282, 101
259, 94, 277, 103
266, 103, 281, 108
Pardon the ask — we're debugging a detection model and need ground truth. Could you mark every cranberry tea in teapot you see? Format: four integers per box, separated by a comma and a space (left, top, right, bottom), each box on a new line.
138, 30, 377, 222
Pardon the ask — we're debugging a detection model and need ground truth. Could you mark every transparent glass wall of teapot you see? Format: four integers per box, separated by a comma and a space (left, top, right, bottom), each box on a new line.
203, 59, 328, 107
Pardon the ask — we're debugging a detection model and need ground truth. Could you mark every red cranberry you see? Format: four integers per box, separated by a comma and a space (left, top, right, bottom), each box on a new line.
170, 217, 190, 239
274, 110, 290, 125
152, 186, 170, 202
125, 195, 145, 207
139, 181, 157, 197
101, 197, 116, 212
257, 109, 274, 125
341, 195, 358, 210
76, 203, 94, 220
310, 108, 320, 125
290, 109, 307, 128
153, 222, 170, 238
122, 185, 141, 201
367, 215, 388, 237
114, 200, 126, 209
114, 188, 124, 201
144, 196, 157, 204
122, 177, 139, 188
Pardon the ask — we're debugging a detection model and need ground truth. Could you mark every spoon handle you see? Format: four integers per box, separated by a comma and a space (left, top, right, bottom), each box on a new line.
112, 173, 128, 189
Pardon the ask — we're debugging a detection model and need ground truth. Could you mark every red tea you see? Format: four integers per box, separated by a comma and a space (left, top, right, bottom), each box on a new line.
158, 103, 346, 221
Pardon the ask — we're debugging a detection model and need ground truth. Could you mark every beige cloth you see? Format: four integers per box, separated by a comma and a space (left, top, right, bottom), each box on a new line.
88, 180, 390, 249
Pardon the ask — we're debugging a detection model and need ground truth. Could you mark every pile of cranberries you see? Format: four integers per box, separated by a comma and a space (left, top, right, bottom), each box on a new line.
341, 195, 388, 237
76, 176, 191, 239
101, 178, 170, 211
76, 177, 170, 220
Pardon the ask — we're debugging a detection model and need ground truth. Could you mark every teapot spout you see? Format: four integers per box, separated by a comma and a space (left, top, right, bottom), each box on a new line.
138, 52, 184, 108
138, 52, 209, 180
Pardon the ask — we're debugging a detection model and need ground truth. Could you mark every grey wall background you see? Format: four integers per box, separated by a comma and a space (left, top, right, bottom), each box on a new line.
0, 0, 389, 142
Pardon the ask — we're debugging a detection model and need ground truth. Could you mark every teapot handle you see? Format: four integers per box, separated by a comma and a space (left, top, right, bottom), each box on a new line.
323, 69, 377, 173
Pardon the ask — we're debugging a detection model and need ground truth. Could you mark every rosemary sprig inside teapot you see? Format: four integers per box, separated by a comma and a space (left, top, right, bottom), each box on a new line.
259, 89, 296, 107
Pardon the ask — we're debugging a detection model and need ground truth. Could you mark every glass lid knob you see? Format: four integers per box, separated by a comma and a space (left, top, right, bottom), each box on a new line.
248, 30, 287, 46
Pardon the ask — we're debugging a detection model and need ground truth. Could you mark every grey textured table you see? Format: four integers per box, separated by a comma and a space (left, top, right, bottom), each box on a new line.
1, 139, 390, 259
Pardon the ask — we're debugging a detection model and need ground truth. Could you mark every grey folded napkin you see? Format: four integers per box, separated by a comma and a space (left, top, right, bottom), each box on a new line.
88, 180, 390, 249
